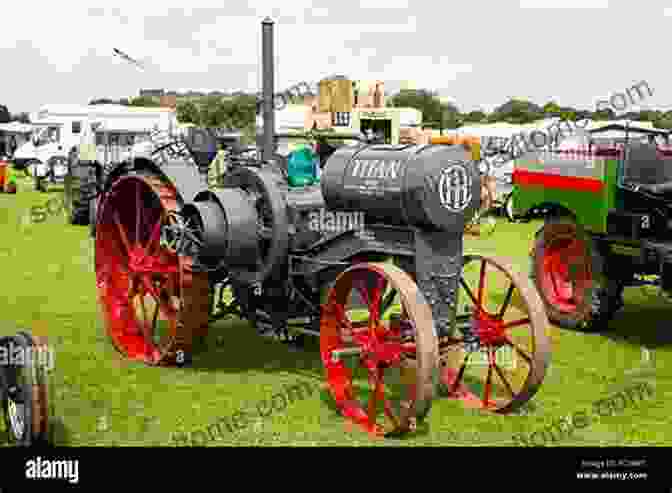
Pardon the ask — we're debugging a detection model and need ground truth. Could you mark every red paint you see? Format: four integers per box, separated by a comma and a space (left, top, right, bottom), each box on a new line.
513, 169, 604, 193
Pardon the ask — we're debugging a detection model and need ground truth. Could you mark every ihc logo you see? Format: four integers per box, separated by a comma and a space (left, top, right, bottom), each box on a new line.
438, 164, 472, 212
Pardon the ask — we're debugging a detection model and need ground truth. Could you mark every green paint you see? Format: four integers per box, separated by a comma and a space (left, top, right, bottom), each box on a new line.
514, 156, 624, 233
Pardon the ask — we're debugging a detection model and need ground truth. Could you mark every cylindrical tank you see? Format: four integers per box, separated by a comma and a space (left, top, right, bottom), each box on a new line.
321, 143, 480, 232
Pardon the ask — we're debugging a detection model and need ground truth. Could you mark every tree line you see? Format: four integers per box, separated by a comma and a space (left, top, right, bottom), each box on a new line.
4, 89, 672, 130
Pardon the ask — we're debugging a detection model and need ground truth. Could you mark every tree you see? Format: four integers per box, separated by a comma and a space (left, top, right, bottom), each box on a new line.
592, 107, 615, 121
129, 96, 161, 107
0, 105, 10, 124
176, 101, 200, 124
11, 112, 30, 123
463, 110, 487, 123
89, 98, 116, 105
491, 99, 543, 124
388, 89, 458, 128
542, 101, 562, 116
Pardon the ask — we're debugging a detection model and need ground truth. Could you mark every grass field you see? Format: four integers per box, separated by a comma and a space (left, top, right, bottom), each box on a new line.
0, 177, 669, 446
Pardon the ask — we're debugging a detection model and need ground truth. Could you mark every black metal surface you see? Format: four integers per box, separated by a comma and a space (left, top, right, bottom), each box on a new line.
261, 17, 275, 161
413, 229, 463, 337
321, 143, 480, 231
159, 159, 207, 203
194, 165, 290, 284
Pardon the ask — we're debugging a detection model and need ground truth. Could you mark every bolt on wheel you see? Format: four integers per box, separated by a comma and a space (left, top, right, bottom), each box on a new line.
95, 173, 210, 366
441, 255, 553, 413
320, 262, 438, 437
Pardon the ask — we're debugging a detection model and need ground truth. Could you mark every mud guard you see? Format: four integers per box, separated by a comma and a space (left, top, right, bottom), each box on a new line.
100, 158, 206, 205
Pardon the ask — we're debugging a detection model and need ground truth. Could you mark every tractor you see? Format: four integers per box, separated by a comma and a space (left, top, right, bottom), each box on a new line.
0, 332, 52, 446
513, 123, 672, 330
90, 18, 551, 436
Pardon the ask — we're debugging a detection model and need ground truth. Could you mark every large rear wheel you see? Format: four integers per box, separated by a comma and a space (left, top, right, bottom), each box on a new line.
95, 171, 210, 366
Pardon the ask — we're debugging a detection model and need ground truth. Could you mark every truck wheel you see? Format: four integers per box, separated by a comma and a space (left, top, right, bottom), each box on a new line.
530, 216, 623, 331
504, 193, 515, 222
67, 170, 92, 226
89, 198, 97, 238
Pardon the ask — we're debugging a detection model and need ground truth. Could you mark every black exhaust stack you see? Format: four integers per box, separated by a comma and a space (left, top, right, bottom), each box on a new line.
261, 17, 275, 161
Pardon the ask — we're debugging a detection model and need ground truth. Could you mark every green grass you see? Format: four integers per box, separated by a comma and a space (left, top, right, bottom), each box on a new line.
0, 177, 670, 446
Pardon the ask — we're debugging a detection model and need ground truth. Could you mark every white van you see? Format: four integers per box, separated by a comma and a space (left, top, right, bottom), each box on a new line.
14, 104, 177, 184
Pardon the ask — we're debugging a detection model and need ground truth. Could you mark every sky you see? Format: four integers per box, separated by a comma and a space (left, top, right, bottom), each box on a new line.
1, 0, 669, 116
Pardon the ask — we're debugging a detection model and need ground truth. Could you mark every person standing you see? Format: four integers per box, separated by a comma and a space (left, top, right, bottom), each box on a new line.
9, 135, 17, 157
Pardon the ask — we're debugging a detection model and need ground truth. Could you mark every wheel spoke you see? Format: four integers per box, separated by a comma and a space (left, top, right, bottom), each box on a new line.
113, 211, 132, 256
451, 352, 471, 392
135, 181, 142, 247
493, 360, 516, 397
483, 350, 494, 406
145, 216, 162, 256
505, 337, 532, 365
497, 283, 514, 318
502, 317, 531, 329
367, 275, 387, 328
477, 259, 486, 306
460, 277, 479, 308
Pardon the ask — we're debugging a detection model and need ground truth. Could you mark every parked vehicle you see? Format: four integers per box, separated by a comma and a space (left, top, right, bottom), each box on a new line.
513, 123, 672, 330
15, 104, 177, 192
89, 18, 551, 437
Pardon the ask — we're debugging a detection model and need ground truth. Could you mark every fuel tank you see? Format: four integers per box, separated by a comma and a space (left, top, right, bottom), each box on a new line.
320, 143, 480, 232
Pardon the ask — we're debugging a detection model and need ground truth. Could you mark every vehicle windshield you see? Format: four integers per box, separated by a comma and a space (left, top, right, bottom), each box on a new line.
32, 126, 60, 146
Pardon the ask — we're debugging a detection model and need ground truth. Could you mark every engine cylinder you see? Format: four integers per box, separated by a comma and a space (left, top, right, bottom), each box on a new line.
321, 144, 480, 231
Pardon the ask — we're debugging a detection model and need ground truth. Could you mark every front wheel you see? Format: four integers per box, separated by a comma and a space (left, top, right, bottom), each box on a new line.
320, 262, 439, 437
504, 193, 515, 222
530, 216, 623, 331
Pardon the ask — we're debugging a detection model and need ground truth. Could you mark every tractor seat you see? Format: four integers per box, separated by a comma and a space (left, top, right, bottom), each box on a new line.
622, 143, 672, 196
632, 181, 672, 195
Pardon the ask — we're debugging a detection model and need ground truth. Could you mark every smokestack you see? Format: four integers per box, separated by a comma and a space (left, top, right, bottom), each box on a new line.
261, 17, 275, 161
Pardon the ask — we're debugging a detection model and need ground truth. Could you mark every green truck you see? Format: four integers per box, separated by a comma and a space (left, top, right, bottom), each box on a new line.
511, 124, 672, 330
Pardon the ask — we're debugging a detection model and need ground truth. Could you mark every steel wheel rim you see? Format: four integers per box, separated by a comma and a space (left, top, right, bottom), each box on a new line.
539, 230, 592, 313
442, 255, 551, 413
95, 174, 210, 365
320, 262, 438, 437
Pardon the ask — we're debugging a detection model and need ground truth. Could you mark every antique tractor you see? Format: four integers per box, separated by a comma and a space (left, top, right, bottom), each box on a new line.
513, 123, 672, 330
91, 18, 551, 436
0, 332, 52, 446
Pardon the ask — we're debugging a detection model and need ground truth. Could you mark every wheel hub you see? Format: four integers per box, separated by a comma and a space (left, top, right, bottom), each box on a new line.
472, 310, 507, 347
128, 246, 178, 273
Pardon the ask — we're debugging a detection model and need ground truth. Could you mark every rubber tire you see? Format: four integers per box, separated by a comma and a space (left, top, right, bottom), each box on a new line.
0, 333, 46, 446
89, 197, 97, 238
504, 193, 515, 222
530, 216, 624, 331
66, 163, 92, 226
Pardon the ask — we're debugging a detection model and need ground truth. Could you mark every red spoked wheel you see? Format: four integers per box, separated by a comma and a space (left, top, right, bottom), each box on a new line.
441, 255, 552, 413
95, 172, 210, 366
320, 263, 438, 437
